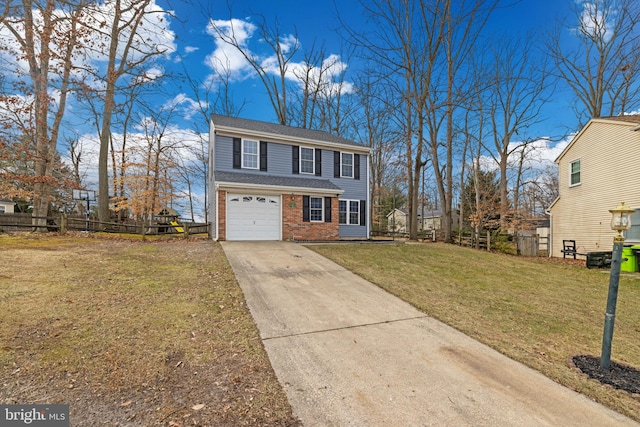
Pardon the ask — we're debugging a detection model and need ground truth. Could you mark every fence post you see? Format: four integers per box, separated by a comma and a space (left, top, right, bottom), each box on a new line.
486, 230, 491, 251
60, 214, 67, 235
183, 222, 189, 239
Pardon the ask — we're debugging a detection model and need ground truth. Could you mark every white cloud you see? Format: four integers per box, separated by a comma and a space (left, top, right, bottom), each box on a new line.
576, 1, 615, 42
185, 46, 199, 54
205, 18, 257, 79
204, 17, 354, 96
163, 93, 208, 121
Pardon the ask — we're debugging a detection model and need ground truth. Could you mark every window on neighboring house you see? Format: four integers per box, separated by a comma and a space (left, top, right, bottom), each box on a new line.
341, 152, 353, 178
242, 139, 259, 169
0, 206, 5, 214
339, 199, 360, 225
569, 159, 581, 186
310, 197, 323, 222
300, 147, 315, 174
626, 209, 640, 242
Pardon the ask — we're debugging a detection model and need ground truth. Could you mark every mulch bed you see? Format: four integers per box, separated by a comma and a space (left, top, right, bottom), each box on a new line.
572, 355, 640, 396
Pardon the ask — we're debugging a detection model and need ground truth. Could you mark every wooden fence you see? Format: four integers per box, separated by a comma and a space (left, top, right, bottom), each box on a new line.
0, 213, 210, 237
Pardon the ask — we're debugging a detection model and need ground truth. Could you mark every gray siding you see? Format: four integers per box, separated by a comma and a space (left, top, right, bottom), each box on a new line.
213, 133, 369, 238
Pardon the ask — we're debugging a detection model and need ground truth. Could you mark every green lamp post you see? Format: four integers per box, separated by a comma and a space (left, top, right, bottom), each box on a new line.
601, 202, 635, 370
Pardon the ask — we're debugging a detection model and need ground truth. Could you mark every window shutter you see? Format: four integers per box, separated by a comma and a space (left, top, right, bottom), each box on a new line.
302, 196, 310, 222
324, 197, 332, 222
260, 141, 268, 171
315, 149, 322, 176
334, 151, 340, 178
360, 200, 366, 226
292, 145, 299, 174
354, 154, 360, 180
233, 138, 241, 169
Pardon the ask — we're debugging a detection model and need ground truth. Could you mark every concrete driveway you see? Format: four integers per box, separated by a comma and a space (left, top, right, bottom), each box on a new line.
222, 241, 637, 426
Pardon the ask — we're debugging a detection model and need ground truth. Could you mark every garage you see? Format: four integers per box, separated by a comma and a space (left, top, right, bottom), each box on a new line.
226, 193, 281, 240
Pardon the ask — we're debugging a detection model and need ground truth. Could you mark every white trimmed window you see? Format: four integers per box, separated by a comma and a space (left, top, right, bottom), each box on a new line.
341, 152, 353, 178
242, 139, 259, 169
300, 147, 315, 174
310, 197, 323, 222
569, 159, 581, 186
339, 199, 360, 225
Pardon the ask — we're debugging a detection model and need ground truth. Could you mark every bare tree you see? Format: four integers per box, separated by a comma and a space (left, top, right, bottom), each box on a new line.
208, 14, 299, 125
483, 33, 552, 230
1, 0, 87, 229
546, 0, 640, 125
80, 0, 174, 222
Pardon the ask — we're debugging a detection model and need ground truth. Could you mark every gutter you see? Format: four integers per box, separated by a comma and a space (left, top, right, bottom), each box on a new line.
215, 181, 345, 197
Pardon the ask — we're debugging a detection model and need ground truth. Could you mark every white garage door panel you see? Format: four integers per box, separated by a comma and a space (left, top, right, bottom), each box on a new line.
227, 194, 281, 240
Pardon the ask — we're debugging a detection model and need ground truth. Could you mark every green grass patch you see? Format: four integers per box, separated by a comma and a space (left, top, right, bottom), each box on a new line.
309, 242, 640, 421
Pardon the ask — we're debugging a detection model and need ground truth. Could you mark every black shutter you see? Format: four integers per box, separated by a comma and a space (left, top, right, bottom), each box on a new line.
233, 138, 241, 169
302, 196, 310, 222
354, 154, 360, 180
292, 145, 299, 174
315, 149, 322, 176
334, 151, 340, 178
360, 200, 366, 226
324, 197, 332, 222
260, 141, 268, 171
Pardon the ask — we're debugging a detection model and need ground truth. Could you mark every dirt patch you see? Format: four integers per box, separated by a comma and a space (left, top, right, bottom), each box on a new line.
0, 233, 300, 426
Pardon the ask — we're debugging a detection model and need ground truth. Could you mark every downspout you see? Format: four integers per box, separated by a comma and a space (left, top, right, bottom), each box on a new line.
546, 208, 553, 257
215, 187, 220, 241
367, 152, 371, 239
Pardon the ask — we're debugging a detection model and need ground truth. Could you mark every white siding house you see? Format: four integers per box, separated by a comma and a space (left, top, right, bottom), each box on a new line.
549, 115, 640, 257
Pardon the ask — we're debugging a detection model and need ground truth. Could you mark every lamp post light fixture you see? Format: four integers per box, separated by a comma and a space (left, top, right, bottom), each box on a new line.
601, 202, 635, 370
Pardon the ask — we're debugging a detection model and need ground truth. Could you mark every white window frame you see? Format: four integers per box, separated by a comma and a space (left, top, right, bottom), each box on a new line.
341, 152, 353, 178
242, 139, 259, 169
339, 199, 360, 225
569, 158, 581, 187
300, 146, 315, 174
309, 196, 324, 222
0, 205, 5, 214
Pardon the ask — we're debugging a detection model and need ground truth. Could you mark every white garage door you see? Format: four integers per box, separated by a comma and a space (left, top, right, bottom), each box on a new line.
227, 194, 281, 240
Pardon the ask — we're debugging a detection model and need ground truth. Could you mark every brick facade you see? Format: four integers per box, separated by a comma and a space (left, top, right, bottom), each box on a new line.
217, 190, 226, 241
217, 191, 339, 241
282, 195, 339, 241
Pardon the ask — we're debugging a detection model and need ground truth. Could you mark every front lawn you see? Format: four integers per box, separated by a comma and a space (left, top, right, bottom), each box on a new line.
0, 234, 299, 426
309, 242, 640, 422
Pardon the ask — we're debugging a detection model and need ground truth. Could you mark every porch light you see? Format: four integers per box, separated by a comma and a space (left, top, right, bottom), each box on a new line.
601, 201, 634, 370
609, 202, 634, 235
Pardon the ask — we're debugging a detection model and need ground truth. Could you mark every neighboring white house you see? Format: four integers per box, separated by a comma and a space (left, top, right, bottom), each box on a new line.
549, 115, 640, 257
386, 208, 458, 234
386, 208, 409, 233
0, 199, 14, 214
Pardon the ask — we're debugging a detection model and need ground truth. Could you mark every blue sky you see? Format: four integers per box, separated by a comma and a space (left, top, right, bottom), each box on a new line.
160, 0, 583, 146
0, 0, 599, 218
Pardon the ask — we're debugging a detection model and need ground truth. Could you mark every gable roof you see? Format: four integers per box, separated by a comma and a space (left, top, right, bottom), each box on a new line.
211, 114, 369, 153
555, 115, 640, 163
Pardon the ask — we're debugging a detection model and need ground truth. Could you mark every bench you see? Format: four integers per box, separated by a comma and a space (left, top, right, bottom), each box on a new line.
561, 240, 585, 259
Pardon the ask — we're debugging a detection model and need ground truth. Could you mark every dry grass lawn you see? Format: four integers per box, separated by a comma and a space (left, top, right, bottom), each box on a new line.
0, 233, 299, 426
309, 242, 640, 422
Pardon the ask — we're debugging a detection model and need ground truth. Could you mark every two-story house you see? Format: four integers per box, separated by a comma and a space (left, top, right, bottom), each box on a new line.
549, 115, 640, 257
208, 114, 370, 241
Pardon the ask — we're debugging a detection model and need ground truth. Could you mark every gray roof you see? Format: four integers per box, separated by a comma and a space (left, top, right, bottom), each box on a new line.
215, 170, 342, 192
211, 114, 362, 148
